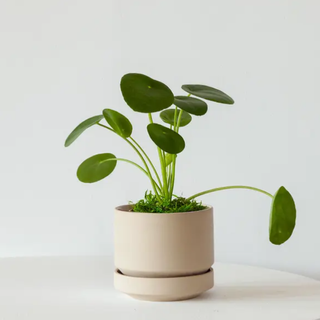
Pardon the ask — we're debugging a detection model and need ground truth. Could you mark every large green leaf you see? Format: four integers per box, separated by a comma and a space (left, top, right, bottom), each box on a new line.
160, 109, 192, 127
269, 186, 296, 245
77, 153, 117, 183
120, 73, 174, 113
182, 84, 234, 104
64, 115, 103, 147
173, 96, 208, 116
103, 109, 132, 138
147, 124, 185, 154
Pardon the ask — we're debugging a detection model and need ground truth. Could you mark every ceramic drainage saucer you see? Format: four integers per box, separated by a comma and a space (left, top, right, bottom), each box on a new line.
114, 268, 213, 301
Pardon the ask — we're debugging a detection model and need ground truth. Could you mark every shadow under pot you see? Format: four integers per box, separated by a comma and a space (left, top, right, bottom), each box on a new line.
114, 205, 214, 301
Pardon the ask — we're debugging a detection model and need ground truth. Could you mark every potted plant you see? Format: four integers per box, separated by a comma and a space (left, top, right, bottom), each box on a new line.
65, 73, 296, 301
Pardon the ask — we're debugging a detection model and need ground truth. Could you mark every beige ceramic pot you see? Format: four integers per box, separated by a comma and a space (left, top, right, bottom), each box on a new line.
114, 205, 214, 301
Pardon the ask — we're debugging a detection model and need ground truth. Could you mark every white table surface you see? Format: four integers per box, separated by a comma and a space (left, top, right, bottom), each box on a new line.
0, 257, 319, 320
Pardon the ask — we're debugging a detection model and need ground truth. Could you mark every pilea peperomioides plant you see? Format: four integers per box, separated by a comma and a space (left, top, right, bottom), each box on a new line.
65, 73, 296, 245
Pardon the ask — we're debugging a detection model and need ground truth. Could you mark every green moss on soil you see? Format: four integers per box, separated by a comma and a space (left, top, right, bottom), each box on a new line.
132, 192, 207, 213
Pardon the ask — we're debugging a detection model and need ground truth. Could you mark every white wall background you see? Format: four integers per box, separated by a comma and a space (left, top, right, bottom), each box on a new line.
0, 0, 319, 279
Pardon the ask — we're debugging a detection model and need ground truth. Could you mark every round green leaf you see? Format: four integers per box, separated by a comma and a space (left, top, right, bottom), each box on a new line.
77, 153, 117, 183
160, 109, 192, 127
103, 109, 132, 138
64, 115, 103, 147
269, 186, 296, 245
182, 84, 234, 104
120, 73, 174, 113
147, 124, 185, 154
173, 96, 208, 116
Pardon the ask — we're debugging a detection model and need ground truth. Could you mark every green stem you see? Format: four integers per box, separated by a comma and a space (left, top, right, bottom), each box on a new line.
165, 152, 172, 191
148, 113, 169, 199
169, 155, 176, 198
97, 123, 114, 132
168, 93, 191, 198
129, 137, 163, 189
169, 106, 184, 198
159, 149, 169, 198
98, 123, 161, 199
166, 155, 172, 192
103, 158, 161, 191
176, 109, 183, 133
124, 138, 161, 198
173, 106, 178, 131
187, 185, 274, 201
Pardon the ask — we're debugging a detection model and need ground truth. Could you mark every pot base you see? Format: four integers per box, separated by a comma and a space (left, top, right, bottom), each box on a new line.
127, 293, 201, 302
114, 268, 214, 302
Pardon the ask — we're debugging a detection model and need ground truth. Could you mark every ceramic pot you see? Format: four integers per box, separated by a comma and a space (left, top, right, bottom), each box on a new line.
114, 205, 214, 301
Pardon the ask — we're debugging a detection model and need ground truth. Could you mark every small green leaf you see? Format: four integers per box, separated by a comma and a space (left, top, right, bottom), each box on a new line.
103, 109, 132, 138
64, 115, 103, 147
120, 73, 174, 113
77, 153, 117, 183
165, 153, 174, 166
269, 186, 296, 245
182, 84, 234, 104
147, 123, 185, 154
160, 109, 192, 127
173, 96, 208, 116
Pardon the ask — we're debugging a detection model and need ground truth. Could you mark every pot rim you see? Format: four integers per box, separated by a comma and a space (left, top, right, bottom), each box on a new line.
115, 204, 212, 215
